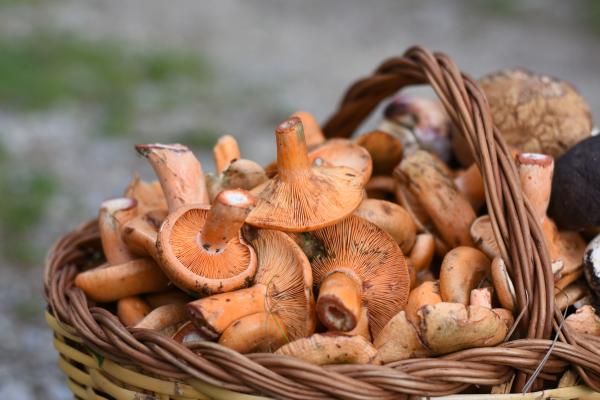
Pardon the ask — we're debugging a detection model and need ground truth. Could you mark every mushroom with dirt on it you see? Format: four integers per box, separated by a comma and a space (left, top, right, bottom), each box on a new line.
439, 246, 491, 305
308, 138, 373, 185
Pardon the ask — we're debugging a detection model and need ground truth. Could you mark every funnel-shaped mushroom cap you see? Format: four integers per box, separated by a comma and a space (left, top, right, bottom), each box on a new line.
309, 139, 373, 185
247, 117, 364, 232
248, 228, 316, 340
310, 215, 410, 338
158, 189, 257, 295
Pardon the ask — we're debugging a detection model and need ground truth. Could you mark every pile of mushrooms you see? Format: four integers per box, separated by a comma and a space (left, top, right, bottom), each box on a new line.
75, 67, 600, 368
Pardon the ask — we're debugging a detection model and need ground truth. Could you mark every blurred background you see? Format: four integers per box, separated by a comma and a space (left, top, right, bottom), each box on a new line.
0, 0, 598, 398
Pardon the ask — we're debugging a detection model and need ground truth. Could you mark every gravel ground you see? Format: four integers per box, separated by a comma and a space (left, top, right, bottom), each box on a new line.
0, 1, 599, 398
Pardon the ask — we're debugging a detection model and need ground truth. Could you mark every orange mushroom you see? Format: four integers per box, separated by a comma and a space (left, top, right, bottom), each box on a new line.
157, 189, 257, 295
186, 229, 315, 341
247, 117, 364, 232
555, 281, 588, 312
491, 257, 516, 312
309, 215, 410, 337
373, 311, 431, 364
291, 111, 325, 148
98, 197, 138, 264
354, 199, 417, 254
355, 130, 403, 176
218, 312, 288, 353
213, 135, 241, 174
207, 159, 268, 201
439, 247, 491, 305
135, 143, 209, 211
134, 303, 188, 336
365, 175, 397, 201
564, 305, 600, 336
124, 175, 167, 214
308, 139, 373, 185
405, 280, 442, 326
144, 289, 192, 309
121, 209, 167, 260
470, 215, 500, 260
396, 150, 476, 248
275, 334, 378, 365
454, 163, 485, 212
408, 233, 436, 272
172, 321, 212, 344
117, 296, 152, 327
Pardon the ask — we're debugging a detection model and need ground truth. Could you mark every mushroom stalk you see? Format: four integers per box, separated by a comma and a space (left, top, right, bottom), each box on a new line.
134, 303, 188, 332
121, 209, 167, 260
98, 197, 138, 264
275, 117, 311, 180
516, 153, 553, 225
117, 296, 151, 327
275, 334, 379, 365
187, 284, 268, 336
218, 312, 288, 353
213, 135, 241, 174
135, 143, 209, 211
198, 190, 255, 254
316, 271, 363, 332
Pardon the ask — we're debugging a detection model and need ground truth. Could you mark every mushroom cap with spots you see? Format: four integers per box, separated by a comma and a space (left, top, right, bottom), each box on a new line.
308, 138, 373, 185
479, 68, 593, 158
309, 215, 410, 338
247, 117, 364, 232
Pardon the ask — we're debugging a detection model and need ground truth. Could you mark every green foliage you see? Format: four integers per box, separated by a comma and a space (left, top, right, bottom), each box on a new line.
0, 32, 211, 136
172, 127, 223, 150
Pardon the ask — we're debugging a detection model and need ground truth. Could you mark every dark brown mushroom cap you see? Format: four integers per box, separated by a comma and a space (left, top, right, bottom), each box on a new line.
157, 204, 257, 296
247, 228, 316, 340
480, 68, 592, 158
309, 215, 410, 337
309, 139, 373, 185
247, 117, 364, 232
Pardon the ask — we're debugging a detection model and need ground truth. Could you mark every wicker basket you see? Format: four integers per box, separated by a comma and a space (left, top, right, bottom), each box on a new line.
44, 46, 600, 399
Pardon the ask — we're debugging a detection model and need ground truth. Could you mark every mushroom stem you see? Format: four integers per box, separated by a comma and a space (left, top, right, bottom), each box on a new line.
117, 296, 151, 327
134, 303, 188, 332
135, 143, 209, 211
275, 334, 379, 365
198, 189, 255, 254
121, 209, 167, 260
98, 197, 138, 264
409, 233, 436, 272
74, 259, 170, 303
516, 153, 554, 225
275, 117, 311, 181
187, 284, 267, 336
291, 111, 325, 148
144, 289, 192, 308
439, 246, 491, 305
218, 312, 288, 353
316, 271, 363, 332
213, 135, 241, 174
555, 281, 588, 311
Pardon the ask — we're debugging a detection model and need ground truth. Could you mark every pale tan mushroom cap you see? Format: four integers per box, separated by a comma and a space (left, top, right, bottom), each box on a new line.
309, 215, 410, 338
480, 69, 592, 158
247, 166, 364, 232
158, 205, 256, 295
309, 139, 373, 185
248, 228, 316, 341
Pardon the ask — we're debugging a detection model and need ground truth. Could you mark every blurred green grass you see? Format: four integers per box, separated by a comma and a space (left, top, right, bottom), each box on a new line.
0, 31, 212, 137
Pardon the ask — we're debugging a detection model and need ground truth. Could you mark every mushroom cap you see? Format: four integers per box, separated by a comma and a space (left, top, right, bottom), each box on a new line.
291, 111, 326, 148
275, 333, 378, 365
124, 175, 167, 213
309, 215, 410, 337
247, 228, 316, 341
479, 69, 592, 158
470, 215, 500, 259
565, 305, 600, 336
309, 139, 373, 185
355, 130, 404, 176
491, 257, 516, 312
158, 204, 257, 296
247, 118, 364, 232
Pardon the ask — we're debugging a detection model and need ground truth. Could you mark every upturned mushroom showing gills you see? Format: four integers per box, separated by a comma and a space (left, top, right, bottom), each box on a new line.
187, 229, 315, 344
157, 189, 257, 295
479, 68, 592, 158
308, 139, 373, 185
247, 116, 364, 232
548, 135, 600, 231
135, 143, 209, 211
308, 215, 410, 338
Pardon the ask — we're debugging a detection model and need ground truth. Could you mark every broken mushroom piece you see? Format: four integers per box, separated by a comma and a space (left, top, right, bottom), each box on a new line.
117, 296, 151, 327
405, 280, 442, 326
419, 302, 511, 354
275, 334, 379, 365
439, 246, 491, 305
135, 143, 209, 211
374, 311, 431, 364
308, 139, 373, 185
124, 175, 167, 214
584, 234, 600, 298
516, 153, 586, 276
355, 130, 404, 176
134, 303, 188, 336
213, 135, 241, 174
247, 117, 364, 232
549, 135, 600, 231
218, 312, 288, 353
121, 209, 167, 260
157, 189, 257, 296
187, 229, 315, 341
309, 215, 410, 337
565, 305, 600, 336
354, 199, 417, 254
206, 159, 268, 201
491, 257, 516, 312
396, 150, 476, 248
479, 68, 592, 158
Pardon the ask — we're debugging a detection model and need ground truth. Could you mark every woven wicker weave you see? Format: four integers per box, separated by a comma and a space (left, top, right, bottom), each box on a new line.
44, 46, 600, 399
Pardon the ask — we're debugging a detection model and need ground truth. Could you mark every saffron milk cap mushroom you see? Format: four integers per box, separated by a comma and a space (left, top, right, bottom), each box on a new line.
157, 189, 257, 295
275, 334, 378, 365
213, 135, 241, 174
491, 257, 516, 312
439, 246, 491, 305
355, 130, 404, 176
291, 111, 325, 148
207, 159, 268, 201
373, 311, 431, 364
564, 305, 600, 336
186, 229, 315, 340
218, 312, 288, 353
308, 139, 373, 185
309, 215, 410, 337
405, 280, 442, 326
98, 197, 138, 264
124, 175, 167, 214
247, 117, 364, 232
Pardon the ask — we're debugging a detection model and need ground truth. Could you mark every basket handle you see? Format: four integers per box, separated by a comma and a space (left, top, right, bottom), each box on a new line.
323, 46, 554, 344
